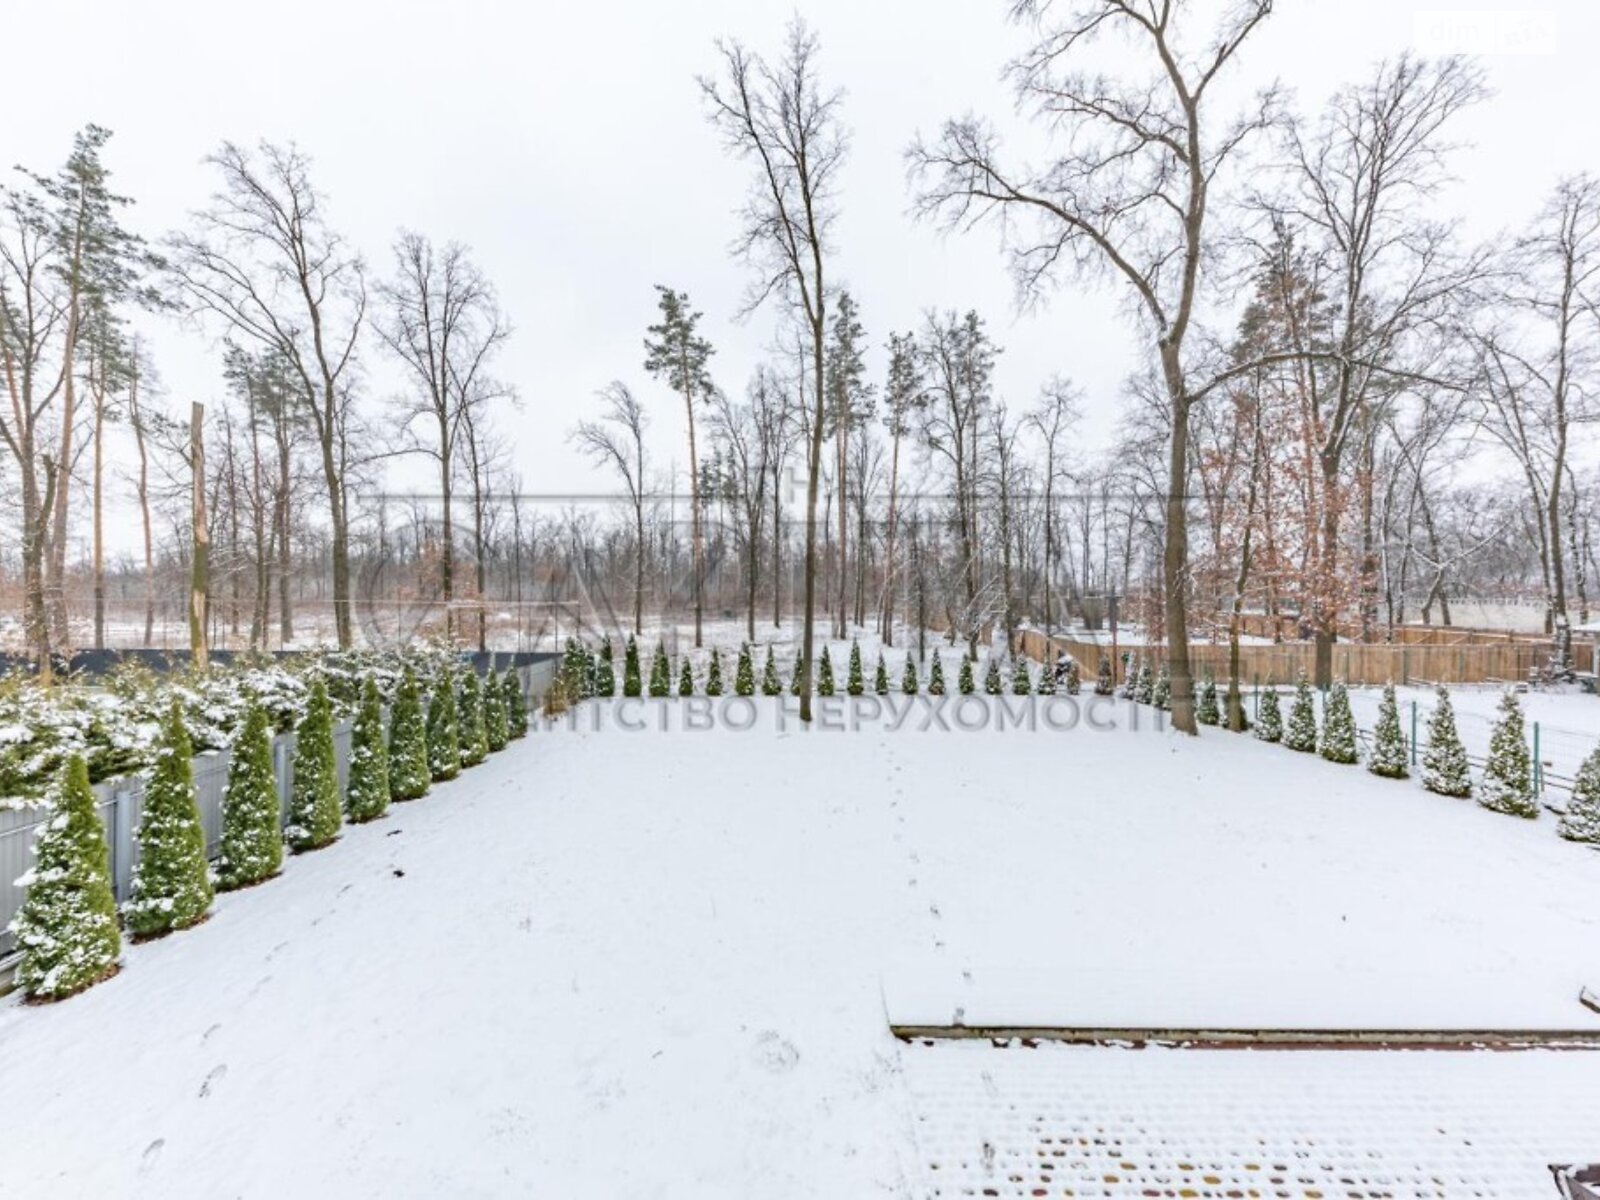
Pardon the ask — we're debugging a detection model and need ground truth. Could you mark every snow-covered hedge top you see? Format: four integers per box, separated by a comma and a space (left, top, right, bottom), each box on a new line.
0, 644, 463, 809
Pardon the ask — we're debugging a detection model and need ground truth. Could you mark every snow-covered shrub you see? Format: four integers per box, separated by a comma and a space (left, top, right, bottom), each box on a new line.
928, 649, 945, 696
706, 647, 724, 697
1421, 686, 1470, 798
1036, 658, 1056, 695
216, 700, 283, 889
1557, 745, 1600, 844
902, 654, 919, 695
1065, 658, 1081, 696
426, 668, 462, 781
736, 644, 755, 697
1284, 673, 1318, 752
873, 652, 889, 696
1195, 673, 1219, 726
984, 656, 1003, 696
483, 671, 509, 752
595, 640, 617, 698
124, 700, 214, 937
457, 670, 488, 768
817, 646, 835, 696
1094, 657, 1113, 696
1012, 657, 1032, 696
503, 670, 529, 740
648, 643, 671, 697
678, 656, 696, 697
846, 640, 864, 696
10, 755, 122, 1000
958, 656, 974, 695
1479, 691, 1536, 819
1367, 682, 1408, 779
287, 677, 342, 852
1152, 664, 1171, 711
623, 636, 642, 698
1254, 687, 1283, 744
344, 677, 391, 823
1135, 660, 1154, 705
762, 646, 781, 696
388, 668, 431, 801
1319, 680, 1358, 764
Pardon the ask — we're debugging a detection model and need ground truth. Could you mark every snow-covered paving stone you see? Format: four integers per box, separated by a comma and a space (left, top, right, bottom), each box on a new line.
1, 695, 1597, 1197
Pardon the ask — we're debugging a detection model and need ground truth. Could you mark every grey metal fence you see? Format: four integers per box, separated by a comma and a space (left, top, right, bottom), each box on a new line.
1, 663, 548, 971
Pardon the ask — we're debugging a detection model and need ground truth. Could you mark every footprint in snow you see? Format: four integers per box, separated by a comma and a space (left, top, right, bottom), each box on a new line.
138, 1139, 165, 1175
751, 1031, 800, 1073
201, 1023, 222, 1045
198, 1064, 228, 1099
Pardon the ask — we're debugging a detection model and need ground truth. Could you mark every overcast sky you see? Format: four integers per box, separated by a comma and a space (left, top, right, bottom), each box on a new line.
9, 0, 1596, 550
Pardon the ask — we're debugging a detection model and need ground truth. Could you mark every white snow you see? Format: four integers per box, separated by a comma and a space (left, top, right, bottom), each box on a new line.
1, 694, 1597, 1197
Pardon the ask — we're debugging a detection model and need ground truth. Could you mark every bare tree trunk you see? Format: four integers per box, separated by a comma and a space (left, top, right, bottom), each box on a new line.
191, 403, 210, 670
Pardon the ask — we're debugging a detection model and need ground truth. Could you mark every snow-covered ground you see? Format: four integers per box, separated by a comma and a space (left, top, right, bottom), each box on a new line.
1, 697, 1598, 1198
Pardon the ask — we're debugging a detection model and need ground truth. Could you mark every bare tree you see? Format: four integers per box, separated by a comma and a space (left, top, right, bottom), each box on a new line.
1028, 376, 1080, 638
377, 233, 510, 642
701, 17, 847, 719
570, 381, 649, 635
910, 0, 1278, 731
169, 140, 365, 648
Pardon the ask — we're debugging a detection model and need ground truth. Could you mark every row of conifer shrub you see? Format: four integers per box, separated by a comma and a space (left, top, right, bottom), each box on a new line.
1117, 654, 1600, 846
8, 657, 528, 1002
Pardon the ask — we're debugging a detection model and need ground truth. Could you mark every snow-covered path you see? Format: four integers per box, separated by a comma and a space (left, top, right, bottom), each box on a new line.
2, 697, 1598, 1198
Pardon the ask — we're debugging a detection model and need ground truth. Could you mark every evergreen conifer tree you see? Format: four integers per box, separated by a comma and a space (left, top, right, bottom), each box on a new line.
1479, 691, 1537, 818
958, 655, 975, 695
217, 700, 283, 889
1036, 658, 1056, 695
596, 640, 617, 697
984, 656, 1003, 695
1195, 673, 1219, 725
649, 642, 671, 697
1284, 673, 1318, 752
1557, 745, 1600, 844
388, 667, 431, 800
1421, 686, 1471, 798
287, 677, 342, 852
761, 646, 781, 696
818, 645, 835, 696
483, 670, 510, 752
1152, 664, 1171, 710
1095, 657, 1113, 696
789, 654, 805, 695
1012, 657, 1032, 695
902, 654, 919, 695
928, 648, 945, 695
1254, 685, 1283, 743
344, 677, 392, 822
1121, 656, 1140, 700
125, 700, 214, 936
1065, 658, 1082, 696
503, 669, 529, 739
458, 670, 488, 767
847, 639, 864, 696
426, 668, 462, 781
1367, 682, 1408, 779
1135, 660, 1154, 704
623, 635, 643, 697
706, 647, 724, 696
1319, 680, 1358, 764
583, 646, 598, 698
735, 644, 755, 696
11, 756, 121, 1000
678, 656, 696, 696
874, 652, 889, 695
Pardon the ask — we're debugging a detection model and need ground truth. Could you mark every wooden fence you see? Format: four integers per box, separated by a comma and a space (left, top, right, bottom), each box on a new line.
1018, 629, 1589, 687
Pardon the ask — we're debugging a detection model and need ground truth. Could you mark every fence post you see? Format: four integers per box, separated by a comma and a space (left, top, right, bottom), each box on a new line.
1253, 674, 1260, 722
1411, 700, 1419, 767
1402, 647, 1409, 686
1532, 721, 1542, 795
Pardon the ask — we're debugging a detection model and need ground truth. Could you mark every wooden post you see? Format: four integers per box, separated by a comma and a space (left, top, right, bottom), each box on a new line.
191, 402, 209, 671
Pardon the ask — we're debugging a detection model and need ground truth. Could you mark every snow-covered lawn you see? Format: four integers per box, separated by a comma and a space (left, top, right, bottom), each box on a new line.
2, 697, 1597, 1197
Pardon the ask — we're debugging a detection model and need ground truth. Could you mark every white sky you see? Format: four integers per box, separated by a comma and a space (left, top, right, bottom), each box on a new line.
8, 0, 1596, 552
